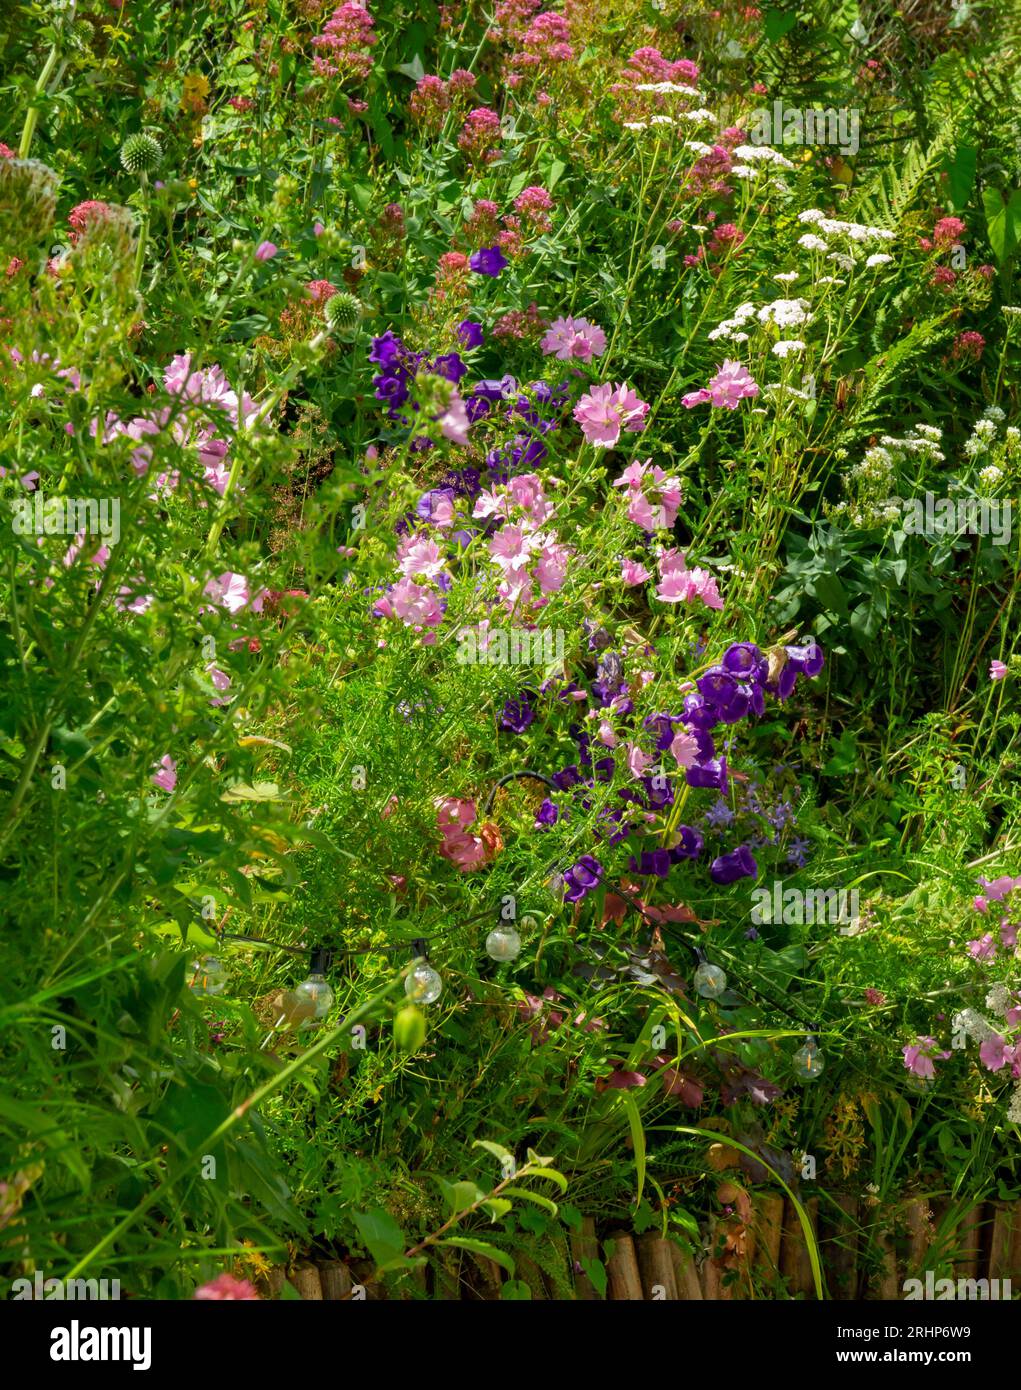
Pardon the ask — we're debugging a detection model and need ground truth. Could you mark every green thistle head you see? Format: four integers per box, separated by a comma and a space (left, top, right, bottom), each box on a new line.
324, 290, 361, 337
120, 134, 162, 177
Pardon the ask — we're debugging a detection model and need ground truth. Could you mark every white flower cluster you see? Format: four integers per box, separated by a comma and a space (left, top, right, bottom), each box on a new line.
952, 1007, 998, 1044
707, 300, 758, 342
732, 144, 797, 170
798, 233, 828, 252
772, 339, 807, 358
798, 208, 895, 243
633, 82, 703, 96
757, 297, 813, 328
986, 983, 1015, 1017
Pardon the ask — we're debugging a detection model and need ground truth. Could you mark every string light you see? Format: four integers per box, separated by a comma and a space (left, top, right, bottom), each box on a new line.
189, 955, 227, 996
405, 940, 443, 1004
287, 948, 335, 1029
486, 923, 522, 962
792, 1033, 825, 1080
692, 948, 728, 999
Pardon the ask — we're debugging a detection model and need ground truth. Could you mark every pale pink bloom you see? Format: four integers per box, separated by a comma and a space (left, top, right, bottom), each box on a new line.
534, 537, 570, 592
151, 755, 177, 792
398, 536, 445, 579
204, 571, 252, 614
390, 577, 443, 628
973, 895, 988, 913
597, 719, 618, 748
194, 1273, 259, 1300
669, 730, 700, 767
489, 524, 534, 569
314, 221, 325, 237
255, 241, 278, 261
621, 557, 650, 586
967, 933, 997, 961
979, 1035, 1012, 1072
114, 584, 153, 614
683, 359, 759, 409
430, 493, 456, 527
990, 660, 1008, 681
473, 488, 508, 521
439, 388, 470, 445
507, 473, 552, 522
436, 796, 476, 830
574, 382, 649, 447
63, 531, 109, 569
627, 745, 653, 778
206, 663, 231, 692
626, 494, 658, 529
614, 459, 649, 490
541, 315, 607, 362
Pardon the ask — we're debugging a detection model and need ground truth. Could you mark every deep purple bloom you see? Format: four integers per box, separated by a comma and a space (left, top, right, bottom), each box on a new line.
686, 757, 728, 793
458, 319, 484, 349
670, 826, 704, 861
722, 642, 768, 683
472, 376, 518, 402
631, 848, 673, 878
785, 641, 825, 678
431, 352, 468, 384
563, 854, 603, 902
469, 245, 509, 277
535, 798, 560, 827
369, 330, 402, 369
709, 845, 758, 885
500, 697, 534, 733
697, 668, 742, 717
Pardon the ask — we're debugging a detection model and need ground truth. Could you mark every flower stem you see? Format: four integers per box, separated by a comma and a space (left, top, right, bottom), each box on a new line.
18, 42, 60, 159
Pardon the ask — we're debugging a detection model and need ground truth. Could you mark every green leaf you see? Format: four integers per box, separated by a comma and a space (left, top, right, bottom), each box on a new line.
481, 1197, 513, 1221
351, 1207, 407, 1267
501, 1185, 559, 1217
500, 1279, 532, 1299
983, 186, 1021, 265
437, 1237, 515, 1276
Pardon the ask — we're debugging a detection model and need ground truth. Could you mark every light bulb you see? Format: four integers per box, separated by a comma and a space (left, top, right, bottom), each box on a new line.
405, 960, 443, 1004
486, 925, 521, 962
792, 1038, 825, 1080
694, 962, 727, 999
189, 955, 227, 996
292, 972, 334, 1029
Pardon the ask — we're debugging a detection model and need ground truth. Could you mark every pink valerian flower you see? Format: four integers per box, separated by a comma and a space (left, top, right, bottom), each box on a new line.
990, 659, 1008, 681
311, 3, 377, 81
620, 557, 650, 586
903, 1036, 950, 1080
492, 302, 547, 340
541, 315, 606, 362
931, 216, 966, 248
950, 331, 985, 363
67, 201, 114, 246
654, 548, 723, 610
464, 198, 500, 245
574, 382, 649, 447
151, 755, 177, 792
409, 74, 450, 128
683, 360, 759, 410
306, 278, 338, 305
194, 1273, 260, 1300
864, 987, 886, 1006
514, 185, 554, 231
458, 107, 502, 164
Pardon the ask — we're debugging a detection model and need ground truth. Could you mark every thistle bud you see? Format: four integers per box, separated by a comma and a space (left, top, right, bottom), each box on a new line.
323, 290, 361, 337
120, 133, 163, 176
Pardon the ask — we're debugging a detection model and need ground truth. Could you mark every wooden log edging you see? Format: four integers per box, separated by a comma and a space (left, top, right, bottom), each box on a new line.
259, 1196, 1021, 1299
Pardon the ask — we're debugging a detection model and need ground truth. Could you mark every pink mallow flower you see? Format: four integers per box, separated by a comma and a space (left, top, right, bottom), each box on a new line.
255, 241, 278, 261
654, 549, 723, 610
620, 557, 650, 586
682, 360, 759, 410
990, 660, 1008, 681
574, 382, 649, 448
194, 1273, 260, 1300
979, 1035, 1013, 1073
151, 755, 177, 792
902, 1036, 949, 1081
541, 315, 607, 362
